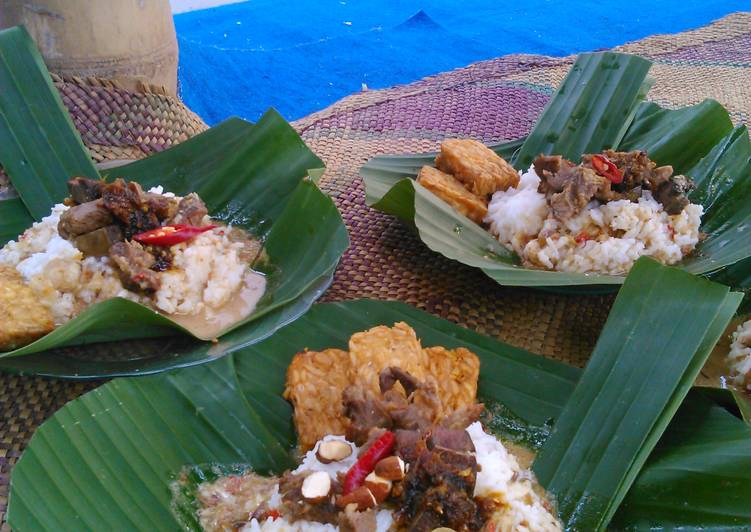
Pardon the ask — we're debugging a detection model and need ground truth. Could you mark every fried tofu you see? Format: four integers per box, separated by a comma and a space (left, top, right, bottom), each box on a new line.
417, 166, 488, 224
0, 265, 54, 351
348, 322, 428, 396
436, 139, 520, 196
424, 346, 480, 413
283, 348, 350, 450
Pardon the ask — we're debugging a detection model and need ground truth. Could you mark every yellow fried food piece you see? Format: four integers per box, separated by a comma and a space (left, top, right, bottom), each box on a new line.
424, 346, 480, 413
0, 265, 54, 351
417, 165, 488, 224
348, 322, 429, 395
436, 139, 520, 196
283, 348, 350, 450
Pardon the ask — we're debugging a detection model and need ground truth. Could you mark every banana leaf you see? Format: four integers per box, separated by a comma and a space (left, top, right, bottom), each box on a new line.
532, 258, 742, 530
362, 52, 751, 289
8, 292, 751, 529
0, 25, 349, 375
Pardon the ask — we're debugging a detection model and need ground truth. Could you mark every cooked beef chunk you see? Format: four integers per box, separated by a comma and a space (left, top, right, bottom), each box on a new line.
534, 154, 578, 193
653, 174, 694, 214
67, 177, 104, 204
379, 366, 420, 396
338, 505, 377, 532
546, 166, 611, 221
428, 427, 475, 453
144, 192, 179, 220
102, 179, 160, 238
278, 471, 340, 525
170, 193, 209, 226
58, 199, 114, 239
109, 241, 160, 292
397, 431, 481, 532
394, 429, 423, 463
343, 387, 392, 445
440, 403, 484, 430
73, 225, 124, 257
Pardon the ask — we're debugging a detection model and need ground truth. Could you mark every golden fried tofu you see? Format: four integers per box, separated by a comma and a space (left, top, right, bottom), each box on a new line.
283, 348, 351, 450
348, 322, 429, 396
424, 346, 480, 413
417, 166, 488, 224
0, 265, 54, 351
436, 139, 520, 196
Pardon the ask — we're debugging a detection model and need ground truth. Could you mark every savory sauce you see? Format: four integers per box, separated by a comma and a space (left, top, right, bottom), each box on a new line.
167, 270, 267, 341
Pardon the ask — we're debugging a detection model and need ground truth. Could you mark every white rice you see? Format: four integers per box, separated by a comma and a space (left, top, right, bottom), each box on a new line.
0, 188, 251, 324
484, 167, 703, 275
467, 422, 561, 532
727, 319, 751, 392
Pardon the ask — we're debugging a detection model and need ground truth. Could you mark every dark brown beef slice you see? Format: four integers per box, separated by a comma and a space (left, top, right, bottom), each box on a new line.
109, 241, 160, 292
58, 199, 114, 239
170, 193, 209, 226
379, 366, 420, 396
427, 427, 476, 454
144, 193, 179, 221
102, 179, 160, 238
67, 177, 104, 204
394, 429, 423, 464
342, 386, 392, 445
654, 174, 694, 215
338, 506, 377, 532
535, 154, 578, 193
548, 166, 610, 221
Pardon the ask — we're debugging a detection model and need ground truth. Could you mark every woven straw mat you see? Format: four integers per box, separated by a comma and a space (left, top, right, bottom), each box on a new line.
1, 12, 750, 524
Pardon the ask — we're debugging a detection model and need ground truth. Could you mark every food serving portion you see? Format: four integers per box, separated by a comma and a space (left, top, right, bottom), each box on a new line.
418, 139, 702, 275
190, 323, 561, 531
0, 177, 266, 350
726, 319, 751, 393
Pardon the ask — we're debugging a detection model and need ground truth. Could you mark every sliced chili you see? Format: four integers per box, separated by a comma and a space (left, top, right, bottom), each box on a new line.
574, 231, 591, 245
591, 154, 624, 184
342, 431, 395, 494
133, 224, 216, 247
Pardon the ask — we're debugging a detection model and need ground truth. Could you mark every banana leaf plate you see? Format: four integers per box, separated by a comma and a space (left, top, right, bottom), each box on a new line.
8, 260, 751, 530
0, 26, 349, 377
362, 52, 751, 292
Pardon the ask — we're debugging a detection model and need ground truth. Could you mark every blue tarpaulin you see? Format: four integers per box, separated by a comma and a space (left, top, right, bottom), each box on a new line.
174, 1, 747, 124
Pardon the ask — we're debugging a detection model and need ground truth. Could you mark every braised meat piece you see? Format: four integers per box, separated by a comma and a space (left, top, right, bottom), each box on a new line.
144, 192, 179, 220
109, 241, 160, 292
58, 199, 114, 239
534, 154, 578, 193
394, 429, 422, 463
102, 179, 161, 238
73, 225, 124, 257
343, 386, 392, 445
546, 166, 611, 221
170, 193, 209, 226
278, 471, 340, 525
653, 174, 694, 214
379, 366, 420, 396
67, 177, 104, 204
338, 505, 377, 532
397, 430, 482, 532
428, 427, 476, 453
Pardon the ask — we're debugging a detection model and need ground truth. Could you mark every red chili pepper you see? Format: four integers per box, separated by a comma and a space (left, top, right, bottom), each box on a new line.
263, 510, 281, 521
574, 231, 590, 245
342, 431, 395, 494
591, 155, 624, 184
133, 224, 216, 247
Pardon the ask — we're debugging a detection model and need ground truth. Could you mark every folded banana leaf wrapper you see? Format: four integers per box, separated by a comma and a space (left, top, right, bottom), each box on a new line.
7, 259, 751, 530
0, 26, 348, 376
362, 52, 751, 291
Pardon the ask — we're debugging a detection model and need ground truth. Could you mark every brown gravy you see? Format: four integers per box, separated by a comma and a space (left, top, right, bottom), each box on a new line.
166, 271, 267, 341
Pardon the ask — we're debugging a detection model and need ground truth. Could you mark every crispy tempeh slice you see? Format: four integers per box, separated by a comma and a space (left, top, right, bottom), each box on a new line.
436, 138, 520, 196
0, 265, 54, 351
417, 165, 488, 224
284, 348, 351, 450
424, 346, 480, 413
348, 322, 429, 395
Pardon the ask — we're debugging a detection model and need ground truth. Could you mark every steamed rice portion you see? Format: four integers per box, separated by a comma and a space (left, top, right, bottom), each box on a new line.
727, 319, 751, 392
0, 187, 253, 327
485, 167, 703, 275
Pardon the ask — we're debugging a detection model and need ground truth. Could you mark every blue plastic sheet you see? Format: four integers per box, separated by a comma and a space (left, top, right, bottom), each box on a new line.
175, 1, 746, 124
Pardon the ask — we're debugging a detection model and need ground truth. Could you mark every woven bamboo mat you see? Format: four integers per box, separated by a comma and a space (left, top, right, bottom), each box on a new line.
1, 12, 750, 525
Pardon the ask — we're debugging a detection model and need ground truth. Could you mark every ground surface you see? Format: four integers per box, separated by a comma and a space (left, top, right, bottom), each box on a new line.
172, 0, 747, 124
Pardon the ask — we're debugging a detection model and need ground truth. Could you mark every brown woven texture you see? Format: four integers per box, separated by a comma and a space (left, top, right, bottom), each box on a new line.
1, 12, 750, 525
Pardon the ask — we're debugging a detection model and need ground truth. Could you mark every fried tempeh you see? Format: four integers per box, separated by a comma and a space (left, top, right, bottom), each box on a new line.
0, 265, 54, 351
417, 166, 488, 224
284, 348, 351, 450
436, 139, 520, 196
424, 346, 480, 414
